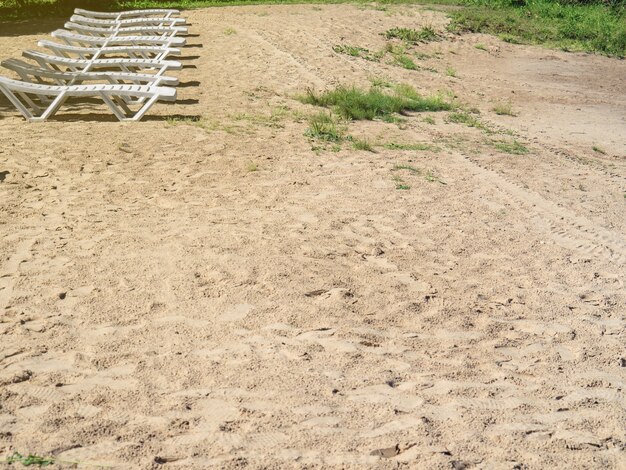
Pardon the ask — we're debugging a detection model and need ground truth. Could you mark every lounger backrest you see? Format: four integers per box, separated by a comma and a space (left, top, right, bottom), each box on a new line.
23, 50, 183, 70
2, 59, 179, 86
52, 29, 186, 46
70, 14, 186, 26
0, 75, 177, 99
64, 22, 188, 36
73, 9, 180, 19
38, 39, 182, 56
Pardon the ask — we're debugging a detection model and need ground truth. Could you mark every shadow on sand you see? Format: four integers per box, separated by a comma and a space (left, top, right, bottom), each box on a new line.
0, 17, 66, 37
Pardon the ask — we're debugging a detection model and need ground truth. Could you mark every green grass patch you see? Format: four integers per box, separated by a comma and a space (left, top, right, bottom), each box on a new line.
2, 452, 55, 467
384, 26, 441, 44
384, 142, 440, 151
424, 169, 446, 184
370, 77, 393, 88
298, 84, 454, 121
445, 67, 458, 77
492, 101, 516, 116
447, 0, 626, 58
383, 43, 419, 70
446, 111, 489, 131
474, 43, 488, 51
305, 111, 343, 142
349, 137, 375, 151
592, 145, 607, 155
392, 53, 419, 70
492, 139, 529, 154
333, 44, 368, 57
393, 163, 421, 173
166, 115, 206, 128
333, 44, 382, 61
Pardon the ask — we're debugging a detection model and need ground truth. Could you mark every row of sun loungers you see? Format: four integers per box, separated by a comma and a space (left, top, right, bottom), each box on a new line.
0, 8, 185, 122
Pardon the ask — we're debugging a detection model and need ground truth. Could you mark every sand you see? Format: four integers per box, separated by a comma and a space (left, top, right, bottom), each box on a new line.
0, 4, 625, 469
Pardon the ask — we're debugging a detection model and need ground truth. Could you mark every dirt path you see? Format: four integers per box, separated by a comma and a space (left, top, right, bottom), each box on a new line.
0, 4, 625, 469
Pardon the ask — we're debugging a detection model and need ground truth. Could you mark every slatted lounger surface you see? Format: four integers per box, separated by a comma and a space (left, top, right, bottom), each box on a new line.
2, 59, 179, 87
0, 76, 176, 122
74, 8, 180, 20
51, 30, 186, 48
70, 14, 186, 27
39, 40, 181, 61
64, 22, 188, 38
2, 59, 177, 106
23, 50, 182, 76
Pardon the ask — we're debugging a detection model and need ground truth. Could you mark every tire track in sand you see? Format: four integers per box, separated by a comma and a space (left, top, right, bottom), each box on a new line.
456, 154, 626, 265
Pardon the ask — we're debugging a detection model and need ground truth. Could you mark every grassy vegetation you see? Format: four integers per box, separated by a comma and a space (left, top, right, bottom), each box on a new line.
492, 101, 516, 116
446, 110, 489, 131
335, 41, 439, 71
349, 136, 375, 151
166, 115, 205, 127
4, 1, 622, 57
2, 452, 55, 466
447, 0, 626, 58
445, 67, 457, 77
384, 26, 441, 43
299, 84, 454, 121
392, 163, 446, 187
384, 142, 440, 151
305, 111, 343, 142
392, 52, 419, 70
492, 139, 529, 154
333, 44, 382, 61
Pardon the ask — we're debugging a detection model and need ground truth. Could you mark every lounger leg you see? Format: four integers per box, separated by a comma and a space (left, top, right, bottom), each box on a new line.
0, 85, 35, 120
100, 92, 127, 121
102, 92, 161, 122
35, 92, 68, 122
127, 94, 160, 122
17, 92, 43, 114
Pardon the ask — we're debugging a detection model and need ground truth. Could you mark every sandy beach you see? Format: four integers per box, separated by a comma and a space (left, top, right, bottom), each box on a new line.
0, 4, 625, 468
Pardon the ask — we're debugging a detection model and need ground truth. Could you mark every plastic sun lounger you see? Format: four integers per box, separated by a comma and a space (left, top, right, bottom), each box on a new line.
2, 58, 178, 88
64, 22, 188, 39
70, 14, 186, 27
39, 40, 181, 61
74, 8, 180, 20
51, 30, 186, 48
23, 50, 181, 76
2, 59, 178, 106
0, 76, 176, 122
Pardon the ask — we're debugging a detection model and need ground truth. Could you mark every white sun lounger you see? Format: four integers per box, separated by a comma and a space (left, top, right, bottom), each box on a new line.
39, 40, 180, 61
2, 59, 178, 105
70, 14, 186, 27
64, 22, 188, 39
51, 30, 186, 48
74, 8, 180, 20
0, 76, 176, 122
23, 50, 181, 76
3, 59, 178, 87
